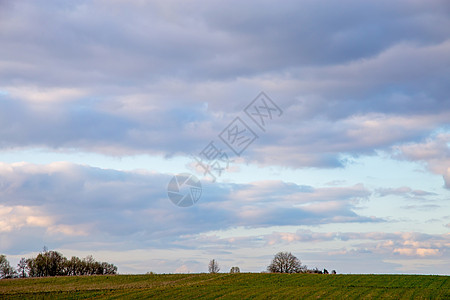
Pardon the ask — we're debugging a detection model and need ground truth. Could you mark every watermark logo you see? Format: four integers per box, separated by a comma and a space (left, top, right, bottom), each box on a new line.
244, 92, 283, 132
167, 173, 202, 207
219, 117, 258, 156
168, 91, 283, 207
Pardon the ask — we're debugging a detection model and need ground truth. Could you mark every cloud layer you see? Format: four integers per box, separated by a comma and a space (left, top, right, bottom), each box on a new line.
0, 162, 378, 251
1, 0, 450, 274
0, 0, 449, 170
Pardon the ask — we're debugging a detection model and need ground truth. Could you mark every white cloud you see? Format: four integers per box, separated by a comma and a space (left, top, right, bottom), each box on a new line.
393, 248, 439, 257
396, 133, 450, 188
0, 205, 51, 233
5, 86, 88, 103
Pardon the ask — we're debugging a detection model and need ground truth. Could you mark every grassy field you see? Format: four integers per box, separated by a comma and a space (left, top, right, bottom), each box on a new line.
0, 273, 449, 299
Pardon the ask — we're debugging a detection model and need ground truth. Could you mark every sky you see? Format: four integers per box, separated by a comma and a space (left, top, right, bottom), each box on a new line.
0, 0, 449, 275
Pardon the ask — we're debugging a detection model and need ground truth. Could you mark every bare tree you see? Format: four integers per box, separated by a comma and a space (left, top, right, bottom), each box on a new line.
208, 259, 220, 273
267, 252, 305, 273
230, 266, 240, 273
17, 258, 27, 278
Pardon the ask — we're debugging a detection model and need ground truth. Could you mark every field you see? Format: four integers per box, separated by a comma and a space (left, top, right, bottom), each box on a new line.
0, 273, 449, 299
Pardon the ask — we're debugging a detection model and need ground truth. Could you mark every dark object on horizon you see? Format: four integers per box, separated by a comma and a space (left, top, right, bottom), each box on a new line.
17, 258, 27, 278
267, 252, 306, 273
0, 248, 120, 278
208, 259, 220, 273
0, 255, 16, 279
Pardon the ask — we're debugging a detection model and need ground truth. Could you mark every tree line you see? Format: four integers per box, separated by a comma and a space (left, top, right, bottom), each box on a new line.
208, 252, 336, 274
1, 248, 117, 279
2, 250, 332, 278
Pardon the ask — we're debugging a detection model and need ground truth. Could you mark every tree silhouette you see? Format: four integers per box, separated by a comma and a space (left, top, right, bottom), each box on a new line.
24, 249, 117, 277
17, 258, 27, 278
267, 252, 305, 273
0, 255, 16, 279
208, 259, 220, 273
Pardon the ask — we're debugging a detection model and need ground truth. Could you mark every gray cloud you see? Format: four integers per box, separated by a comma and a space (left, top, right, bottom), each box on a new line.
0, 0, 449, 170
1, 0, 448, 84
0, 162, 379, 253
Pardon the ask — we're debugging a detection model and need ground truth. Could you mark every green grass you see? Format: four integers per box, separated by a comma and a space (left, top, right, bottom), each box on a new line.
0, 273, 449, 299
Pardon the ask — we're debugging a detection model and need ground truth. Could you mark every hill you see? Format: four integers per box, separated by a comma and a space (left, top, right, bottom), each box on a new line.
0, 273, 449, 299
